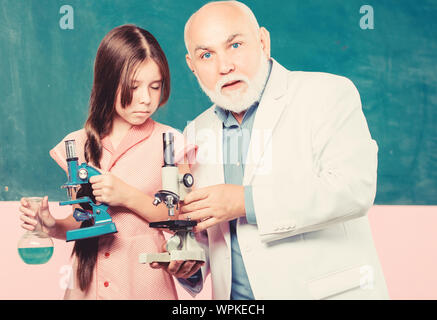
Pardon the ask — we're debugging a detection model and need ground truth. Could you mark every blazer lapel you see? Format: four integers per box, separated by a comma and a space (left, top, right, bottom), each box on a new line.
208, 111, 231, 247
244, 59, 289, 185
194, 107, 231, 249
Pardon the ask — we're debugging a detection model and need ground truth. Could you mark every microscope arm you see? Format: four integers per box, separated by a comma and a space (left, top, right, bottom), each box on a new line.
59, 196, 93, 206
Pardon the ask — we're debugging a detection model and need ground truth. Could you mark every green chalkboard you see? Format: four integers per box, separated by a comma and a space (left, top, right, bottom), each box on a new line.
1, 0, 436, 204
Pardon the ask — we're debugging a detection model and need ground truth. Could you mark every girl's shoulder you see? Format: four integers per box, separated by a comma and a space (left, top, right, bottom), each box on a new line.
50, 128, 87, 173
60, 128, 87, 145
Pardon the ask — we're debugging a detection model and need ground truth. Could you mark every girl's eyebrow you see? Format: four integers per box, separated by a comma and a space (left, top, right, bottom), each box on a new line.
132, 78, 162, 83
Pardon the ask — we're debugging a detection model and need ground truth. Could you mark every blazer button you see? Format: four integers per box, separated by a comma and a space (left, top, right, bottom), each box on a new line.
105, 252, 110, 258
104, 281, 109, 287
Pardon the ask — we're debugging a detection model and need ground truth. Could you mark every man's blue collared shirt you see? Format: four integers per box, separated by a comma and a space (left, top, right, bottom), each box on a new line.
214, 103, 258, 300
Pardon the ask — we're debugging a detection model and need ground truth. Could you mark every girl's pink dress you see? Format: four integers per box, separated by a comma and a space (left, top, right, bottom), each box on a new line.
50, 118, 195, 299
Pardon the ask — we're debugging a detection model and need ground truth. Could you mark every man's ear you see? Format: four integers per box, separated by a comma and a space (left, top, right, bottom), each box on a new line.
259, 27, 271, 59
186, 53, 195, 74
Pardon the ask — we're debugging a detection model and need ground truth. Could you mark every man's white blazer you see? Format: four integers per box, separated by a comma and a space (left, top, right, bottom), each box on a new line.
183, 59, 389, 300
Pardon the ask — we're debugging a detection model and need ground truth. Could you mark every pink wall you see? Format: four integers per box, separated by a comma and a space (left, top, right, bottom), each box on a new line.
368, 205, 437, 299
1, 202, 436, 299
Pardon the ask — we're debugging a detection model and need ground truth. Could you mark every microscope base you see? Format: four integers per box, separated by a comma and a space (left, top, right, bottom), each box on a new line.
139, 250, 206, 264
66, 222, 117, 242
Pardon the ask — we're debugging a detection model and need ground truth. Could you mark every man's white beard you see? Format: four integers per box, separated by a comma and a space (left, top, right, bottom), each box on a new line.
196, 53, 270, 114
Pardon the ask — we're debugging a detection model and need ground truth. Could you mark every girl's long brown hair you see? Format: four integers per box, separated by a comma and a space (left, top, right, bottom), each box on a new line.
73, 24, 170, 292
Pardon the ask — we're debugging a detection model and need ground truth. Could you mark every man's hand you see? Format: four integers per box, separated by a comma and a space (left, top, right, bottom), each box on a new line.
89, 172, 131, 207
179, 184, 245, 232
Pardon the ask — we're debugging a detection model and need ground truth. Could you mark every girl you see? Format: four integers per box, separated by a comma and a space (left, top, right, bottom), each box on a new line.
18, 24, 198, 299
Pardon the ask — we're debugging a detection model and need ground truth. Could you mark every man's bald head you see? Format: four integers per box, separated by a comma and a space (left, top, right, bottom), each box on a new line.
184, 1, 260, 55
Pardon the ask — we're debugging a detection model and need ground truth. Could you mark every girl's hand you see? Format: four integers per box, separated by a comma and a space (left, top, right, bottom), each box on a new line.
89, 172, 131, 207
19, 196, 57, 236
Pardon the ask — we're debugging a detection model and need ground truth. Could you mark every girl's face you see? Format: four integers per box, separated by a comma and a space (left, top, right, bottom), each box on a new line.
114, 58, 163, 126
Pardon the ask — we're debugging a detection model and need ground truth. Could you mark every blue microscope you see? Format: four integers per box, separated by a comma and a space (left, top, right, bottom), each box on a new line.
60, 140, 117, 242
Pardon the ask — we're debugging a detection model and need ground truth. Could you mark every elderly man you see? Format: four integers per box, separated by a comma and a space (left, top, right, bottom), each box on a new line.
153, 0, 388, 300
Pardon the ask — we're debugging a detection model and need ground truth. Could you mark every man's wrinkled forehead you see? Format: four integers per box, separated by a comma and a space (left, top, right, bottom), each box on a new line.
185, 2, 259, 53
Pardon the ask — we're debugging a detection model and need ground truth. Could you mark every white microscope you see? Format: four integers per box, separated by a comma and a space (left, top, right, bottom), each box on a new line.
139, 132, 206, 264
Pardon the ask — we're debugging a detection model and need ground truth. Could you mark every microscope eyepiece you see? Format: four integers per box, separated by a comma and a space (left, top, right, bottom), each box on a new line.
163, 132, 175, 166
65, 140, 78, 160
